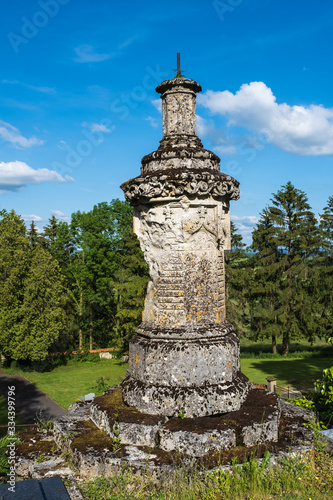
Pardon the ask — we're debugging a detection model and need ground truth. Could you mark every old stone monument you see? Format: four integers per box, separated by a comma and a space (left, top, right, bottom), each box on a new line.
120, 57, 249, 418
16, 58, 314, 477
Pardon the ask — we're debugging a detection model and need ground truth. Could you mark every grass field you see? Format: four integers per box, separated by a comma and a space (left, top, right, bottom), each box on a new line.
2, 338, 331, 409
17, 359, 129, 410
0, 397, 26, 437
241, 357, 329, 389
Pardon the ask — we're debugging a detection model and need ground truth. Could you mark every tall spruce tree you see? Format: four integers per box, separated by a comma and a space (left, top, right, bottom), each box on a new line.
251, 208, 283, 352
250, 182, 319, 355
43, 215, 59, 250
114, 230, 149, 351
316, 195, 333, 338
225, 222, 251, 337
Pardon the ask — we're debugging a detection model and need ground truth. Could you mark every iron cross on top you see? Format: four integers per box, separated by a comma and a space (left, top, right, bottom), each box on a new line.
173, 53, 184, 77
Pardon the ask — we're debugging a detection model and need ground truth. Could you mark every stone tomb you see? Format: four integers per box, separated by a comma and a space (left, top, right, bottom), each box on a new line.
15, 65, 314, 478
120, 73, 249, 419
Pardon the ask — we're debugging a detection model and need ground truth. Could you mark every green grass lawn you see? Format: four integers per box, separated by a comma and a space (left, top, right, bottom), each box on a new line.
0, 396, 26, 437
3, 339, 331, 410
240, 337, 332, 356
240, 357, 329, 389
21, 359, 129, 410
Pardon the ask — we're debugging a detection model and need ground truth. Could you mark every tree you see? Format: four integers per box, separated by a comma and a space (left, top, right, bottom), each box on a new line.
27, 221, 39, 247
11, 247, 66, 361
225, 222, 251, 337
250, 208, 283, 353
250, 182, 319, 355
50, 199, 139, 350
315, 196, 333, 339
0, 210, 30, 359
114, 230, 149, 351
43, 215, 59, 250
0, 210, 66, 361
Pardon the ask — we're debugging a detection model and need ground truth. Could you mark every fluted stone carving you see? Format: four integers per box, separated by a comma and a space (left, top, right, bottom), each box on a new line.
120, 74, 249, 417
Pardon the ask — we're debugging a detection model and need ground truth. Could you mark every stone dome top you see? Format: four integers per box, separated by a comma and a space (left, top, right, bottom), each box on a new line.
156, 77, 202, 95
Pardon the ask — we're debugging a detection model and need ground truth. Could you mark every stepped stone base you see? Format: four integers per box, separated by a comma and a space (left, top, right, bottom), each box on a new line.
91, 386, 281, 455
15, 386, 315, 479
122, 372, 250, 418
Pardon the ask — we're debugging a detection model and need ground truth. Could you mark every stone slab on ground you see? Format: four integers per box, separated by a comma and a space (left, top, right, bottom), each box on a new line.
279, 400, 315, 445
90, 386, 167, 447
0, 476, 70, 500
159, 418, 235, 456
221, 388, 280, 447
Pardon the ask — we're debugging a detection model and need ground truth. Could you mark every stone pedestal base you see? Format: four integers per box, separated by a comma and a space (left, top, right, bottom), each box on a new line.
122, 372, 249, 418
122, 329, 249, 417
90, 386, 282, 458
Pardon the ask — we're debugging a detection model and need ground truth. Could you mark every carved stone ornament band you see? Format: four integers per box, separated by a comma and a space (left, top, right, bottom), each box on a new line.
121, 170, 240, 204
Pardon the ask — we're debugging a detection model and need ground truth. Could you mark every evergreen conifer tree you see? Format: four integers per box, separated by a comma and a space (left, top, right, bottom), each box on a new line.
0, 210, 66, 361
316, 195, 333, 338
250, 182, 319, 355
225, 222, 251, 337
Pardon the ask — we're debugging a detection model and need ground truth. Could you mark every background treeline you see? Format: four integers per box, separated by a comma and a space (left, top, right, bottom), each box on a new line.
227, 182, 333, 356
0, 182, 332, 362
0, 200, 149, 362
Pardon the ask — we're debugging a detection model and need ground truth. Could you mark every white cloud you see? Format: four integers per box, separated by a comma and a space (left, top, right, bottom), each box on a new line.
232, 215, 259, 224
81, 122, 113, 144
198, 82, 333, 156
74, 45, 114, 63
50, 210, 70, 222
231, 214, 259, 242
196, 115, 237, 155
2, 80, 56, 94
214, 144, 237, 155
0, 121, 44, 148
90, 123, 112, 133
152, 99, 162, 113
0, 161, 69, 192
145, 116, 158, 128
21, 214, 43, 222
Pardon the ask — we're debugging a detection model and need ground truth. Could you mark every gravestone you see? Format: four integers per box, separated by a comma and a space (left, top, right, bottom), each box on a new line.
121, 58, 249, 417
14, 58, 315, 478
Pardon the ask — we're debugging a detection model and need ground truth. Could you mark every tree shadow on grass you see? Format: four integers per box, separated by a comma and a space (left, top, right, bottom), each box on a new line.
247, 358, 328, 389
0, 371, 67, 424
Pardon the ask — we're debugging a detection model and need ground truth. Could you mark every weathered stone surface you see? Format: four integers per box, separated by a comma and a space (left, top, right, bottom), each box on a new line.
159, 417, 235, 457
279, 400, 315, 445
222, 389, 280, 447
122, 170, 239, 203
29, 457, 73, 479
128, 334, 241, 386
120, 68, 248, 417
122, 372, 249, 417
90, 387, 166, 446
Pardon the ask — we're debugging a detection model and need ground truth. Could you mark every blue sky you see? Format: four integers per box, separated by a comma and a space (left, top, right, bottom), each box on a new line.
1, 0, 333, 242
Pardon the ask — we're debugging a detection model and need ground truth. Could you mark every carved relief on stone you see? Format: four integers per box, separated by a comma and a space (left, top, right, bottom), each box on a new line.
133, 200, 230, 328
122, 171, 240, 204
163, 92, 196, 136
